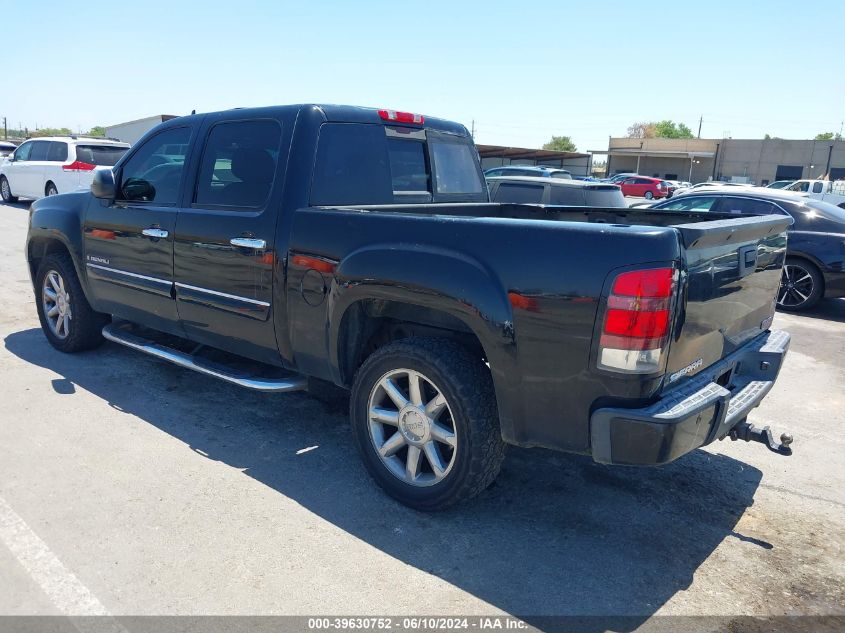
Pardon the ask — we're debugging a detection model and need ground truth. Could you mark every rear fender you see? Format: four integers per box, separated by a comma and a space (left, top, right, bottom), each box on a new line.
328, 243, 521, 441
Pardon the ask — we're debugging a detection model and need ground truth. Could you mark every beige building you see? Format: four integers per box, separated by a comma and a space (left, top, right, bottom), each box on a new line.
605, 137, 845, 185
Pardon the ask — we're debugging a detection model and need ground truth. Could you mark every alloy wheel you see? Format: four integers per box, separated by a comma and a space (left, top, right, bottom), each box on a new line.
367, 368, 458, 487
42, 270, 72, 339
778, 264, 814, 309
1, 178, 10, 200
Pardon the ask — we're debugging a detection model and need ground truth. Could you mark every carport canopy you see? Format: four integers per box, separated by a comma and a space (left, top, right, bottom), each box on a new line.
476, 144, 590, 161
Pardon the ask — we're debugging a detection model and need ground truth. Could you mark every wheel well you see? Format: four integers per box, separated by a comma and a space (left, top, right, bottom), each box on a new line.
337, 299, 486, 386
786, 254, 825, 292
28, 238, 71, 282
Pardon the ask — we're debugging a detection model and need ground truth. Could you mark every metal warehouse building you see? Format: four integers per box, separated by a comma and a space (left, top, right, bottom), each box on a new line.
477, 145, 591, 177
605, 137, 845, 185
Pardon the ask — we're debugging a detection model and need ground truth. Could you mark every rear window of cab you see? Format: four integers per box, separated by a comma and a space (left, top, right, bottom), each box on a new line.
310, 123, 485, 206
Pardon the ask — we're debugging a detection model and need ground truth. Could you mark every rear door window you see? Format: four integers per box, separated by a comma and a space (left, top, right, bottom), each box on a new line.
387, 137, 429, 199
713, 197, 775, 215
549, 185, 585, 205
29, 141, 50, 161
194, 119, 282, 208
47, 142, 68, 162
584, 188, 627, 207
493, 183, 545, 204
76, 145, 127, 166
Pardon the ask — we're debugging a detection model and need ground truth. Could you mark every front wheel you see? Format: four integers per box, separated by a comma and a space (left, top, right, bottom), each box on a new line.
35, 253, 108, 352
350, 338, 505, 511
777, 258, 823, 311
0, 176, 17, 202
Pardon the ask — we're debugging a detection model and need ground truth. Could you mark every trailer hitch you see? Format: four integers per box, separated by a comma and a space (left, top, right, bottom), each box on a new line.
730, 421, 793, 456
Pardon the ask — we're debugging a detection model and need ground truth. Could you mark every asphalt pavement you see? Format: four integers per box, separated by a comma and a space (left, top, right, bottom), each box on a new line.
1, 200, 843, 627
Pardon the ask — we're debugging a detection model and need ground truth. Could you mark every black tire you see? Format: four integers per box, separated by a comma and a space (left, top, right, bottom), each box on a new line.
45, 182, 58, 196
0, 176, 17, 202
644, 191, 654, 200
777, 257, 824, 312
35, 252, 108, 352
350, 337, 505, 511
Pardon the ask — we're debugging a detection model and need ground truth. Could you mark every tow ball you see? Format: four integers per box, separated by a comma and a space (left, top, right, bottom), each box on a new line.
729, 421, 793, 456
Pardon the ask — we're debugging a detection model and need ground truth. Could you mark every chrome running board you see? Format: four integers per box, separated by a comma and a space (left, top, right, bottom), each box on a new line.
102, 322, 307, 393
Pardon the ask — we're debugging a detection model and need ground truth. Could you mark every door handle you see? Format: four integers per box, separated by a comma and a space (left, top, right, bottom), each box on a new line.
230, 237, 266, 249
142, 228, 169, 239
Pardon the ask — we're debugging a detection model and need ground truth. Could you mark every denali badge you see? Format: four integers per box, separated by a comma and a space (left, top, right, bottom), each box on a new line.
669, 358, 704, 383
87, 255, 110, 265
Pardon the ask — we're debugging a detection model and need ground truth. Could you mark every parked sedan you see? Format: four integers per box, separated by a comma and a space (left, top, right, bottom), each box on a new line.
648, 188, 845, 311
486, 176, 626, 207
0, 141, 17, 157
766, 180, 795, 189
618, 176, 669, 199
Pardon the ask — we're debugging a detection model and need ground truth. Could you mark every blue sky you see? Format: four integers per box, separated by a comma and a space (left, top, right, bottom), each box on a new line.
4, 0, 844, 152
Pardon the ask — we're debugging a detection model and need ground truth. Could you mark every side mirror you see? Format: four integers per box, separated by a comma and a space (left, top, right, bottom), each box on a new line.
91, 169, 116, 199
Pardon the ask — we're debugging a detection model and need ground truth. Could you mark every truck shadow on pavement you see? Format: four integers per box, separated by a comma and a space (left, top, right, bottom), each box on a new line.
6, 328, 767, 632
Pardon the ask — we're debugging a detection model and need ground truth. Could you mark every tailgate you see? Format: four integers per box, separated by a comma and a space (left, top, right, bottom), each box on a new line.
664, 215, 791, 387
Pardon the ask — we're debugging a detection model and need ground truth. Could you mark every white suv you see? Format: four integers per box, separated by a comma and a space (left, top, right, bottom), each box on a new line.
0, 136, 129, 202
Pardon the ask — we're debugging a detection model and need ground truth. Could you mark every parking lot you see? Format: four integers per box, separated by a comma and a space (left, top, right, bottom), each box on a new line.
1, 198, 844, 625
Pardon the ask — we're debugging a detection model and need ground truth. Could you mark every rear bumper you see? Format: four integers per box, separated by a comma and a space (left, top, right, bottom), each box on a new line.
590, 329, 790, 465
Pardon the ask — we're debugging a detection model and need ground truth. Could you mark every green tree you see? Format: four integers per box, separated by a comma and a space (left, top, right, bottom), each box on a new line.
626, 120, 694, 139
86, 126, 106, 137
542, 135, 577, 152
652, 120, 695, 139
764, 133, 771, 140
31, 127, 73, 138
814, 132, 842, 141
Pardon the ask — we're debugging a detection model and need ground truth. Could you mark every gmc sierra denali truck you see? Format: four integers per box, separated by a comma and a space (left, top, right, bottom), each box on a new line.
26, 104, 793, 510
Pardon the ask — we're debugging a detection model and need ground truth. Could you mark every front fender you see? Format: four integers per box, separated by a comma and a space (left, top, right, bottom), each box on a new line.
328, 242, 522, 441
26, 192, 90, 296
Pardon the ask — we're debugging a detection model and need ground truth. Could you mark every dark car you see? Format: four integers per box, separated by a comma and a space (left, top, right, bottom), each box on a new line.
26, 104, 793, 510
486, 175, 626, 207
483, 165, 572, 179
650, 189, 845, 311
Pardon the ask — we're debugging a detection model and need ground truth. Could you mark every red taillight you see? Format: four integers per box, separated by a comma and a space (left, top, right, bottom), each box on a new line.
63, 161, 96, 171
612, 268, 673, 297
598, 267, 676, 373
378, 109, 424, 125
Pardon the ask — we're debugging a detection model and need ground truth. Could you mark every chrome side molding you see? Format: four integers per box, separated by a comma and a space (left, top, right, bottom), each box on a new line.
102, 323, 306, 393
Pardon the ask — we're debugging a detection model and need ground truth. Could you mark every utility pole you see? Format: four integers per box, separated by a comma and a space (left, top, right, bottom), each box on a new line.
2, 117, 6, 140
470, 120, 475, 139
697, 115, 703, 138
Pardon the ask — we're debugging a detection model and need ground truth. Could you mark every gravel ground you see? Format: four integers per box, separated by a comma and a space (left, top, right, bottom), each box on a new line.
0, 200, 843, 629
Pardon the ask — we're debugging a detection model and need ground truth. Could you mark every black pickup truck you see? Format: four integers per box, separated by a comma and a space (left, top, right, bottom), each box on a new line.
26, 104, 793, 510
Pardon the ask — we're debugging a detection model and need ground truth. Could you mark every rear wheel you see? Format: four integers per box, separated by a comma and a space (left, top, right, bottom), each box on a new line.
350, 338, 505, 511
45, 182, 58, 197
644, 191, 654, 200
35, 253, 108, 352
0, 176, 17, 202
777, 258, 823, 312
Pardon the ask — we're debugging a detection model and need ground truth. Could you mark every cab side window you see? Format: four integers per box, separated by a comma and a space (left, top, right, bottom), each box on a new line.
13, 142, 32, 162
194, 119, 282, 208
714, 198, 775, 215
118, 127, 191, 204
29, 141, 50, 161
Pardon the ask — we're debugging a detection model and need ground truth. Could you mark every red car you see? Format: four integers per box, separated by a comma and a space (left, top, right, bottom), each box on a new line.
618, 176, 670, 199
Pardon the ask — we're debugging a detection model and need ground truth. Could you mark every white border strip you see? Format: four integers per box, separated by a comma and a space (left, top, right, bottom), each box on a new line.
85, 263, 171, 287
0, 495, 110, 615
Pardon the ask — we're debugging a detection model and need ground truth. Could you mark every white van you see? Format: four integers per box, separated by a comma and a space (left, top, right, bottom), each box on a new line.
0, 136, 129, 202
